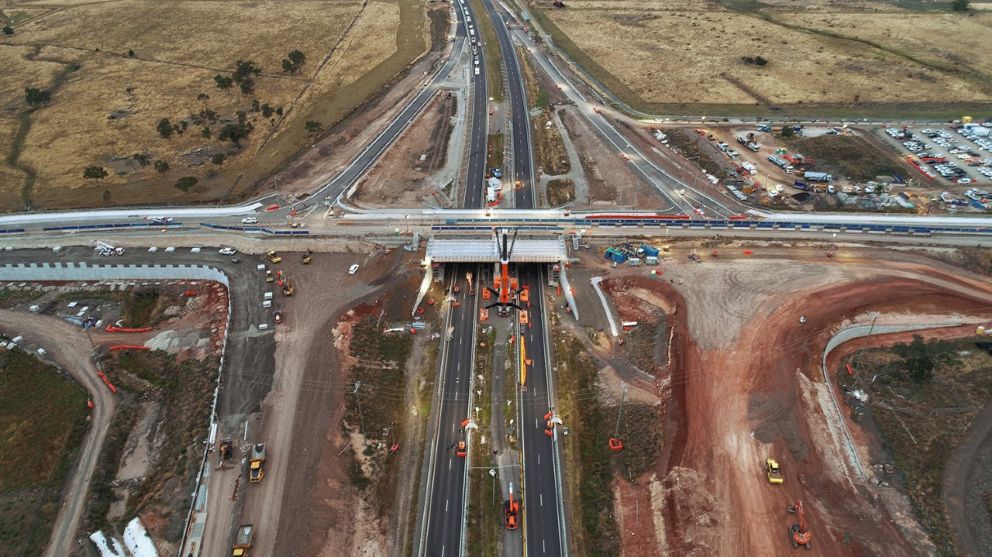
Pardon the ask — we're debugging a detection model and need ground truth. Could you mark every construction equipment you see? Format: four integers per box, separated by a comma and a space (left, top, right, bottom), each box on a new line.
766, 458, 784, 484
249, 444, 266, 483
825, 250, 835, 258
265, 270, 274, 283
302, 250, 312, 264
608, 383, 627, 451
274, 311, 283, 324
455, 440, 467, 458
232, 524, 254, 557
688, 250, 702, 263
466, 272, 475, 295
504, 484, 520, 529
266, 251, 282, 264
485, 228, 521, 317
544, 409, 562, 437
787, 500, 812, 549
282, 281, 294, 297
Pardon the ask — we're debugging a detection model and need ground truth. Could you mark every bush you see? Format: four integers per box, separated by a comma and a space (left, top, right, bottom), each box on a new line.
153, 160, 169, 173
156, 118, 173, 139
24, 88, 51, 108
210, 153, 226, 165
218, 123, 251, 145
83, 166, 108, 180
952, 0, 970, 11
305, 120, 322, 135
214, 75, 233, 90
174, 176, 198, 192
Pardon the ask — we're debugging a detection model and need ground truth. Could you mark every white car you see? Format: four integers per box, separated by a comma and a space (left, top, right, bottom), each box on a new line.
219, 247, 237, 255
348, 264, 360, 275
241, 216, 259, 224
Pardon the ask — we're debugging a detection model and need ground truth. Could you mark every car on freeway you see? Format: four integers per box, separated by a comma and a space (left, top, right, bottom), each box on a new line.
348, 264, 360, 275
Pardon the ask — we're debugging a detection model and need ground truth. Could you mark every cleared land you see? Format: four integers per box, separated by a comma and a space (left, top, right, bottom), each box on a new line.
531, 0, 992, 116
0, 349, 88, 557
0, 0, 429, 210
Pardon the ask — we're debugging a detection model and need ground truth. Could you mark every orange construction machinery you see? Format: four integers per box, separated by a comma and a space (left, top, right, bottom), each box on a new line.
519, 334, 532, 389
504, 483, 520, 530
485, 229, 521, 317
788, 500, 812, 549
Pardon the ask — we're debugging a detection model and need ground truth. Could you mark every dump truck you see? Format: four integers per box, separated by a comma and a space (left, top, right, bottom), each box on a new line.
232, 524, 254, 557
266, 251, 282, 264
249, 444, 266, 483
766, 458, 783, 484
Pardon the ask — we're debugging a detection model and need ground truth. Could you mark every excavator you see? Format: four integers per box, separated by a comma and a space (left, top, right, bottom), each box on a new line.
504, 483, 520, 530
485, 229, 521, 317
788, 500, 812, 549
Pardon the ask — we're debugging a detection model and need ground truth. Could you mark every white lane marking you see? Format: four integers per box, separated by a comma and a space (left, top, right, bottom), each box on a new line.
540, 493, 544, 506
449, 458, 453, 470
538, 453, 541, 466
542, 539, 546, 554
445, 499, 449, 512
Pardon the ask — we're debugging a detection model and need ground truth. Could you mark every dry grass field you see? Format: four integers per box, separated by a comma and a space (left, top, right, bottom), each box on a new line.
531, 0, 992, 116
0, 0, 432, 210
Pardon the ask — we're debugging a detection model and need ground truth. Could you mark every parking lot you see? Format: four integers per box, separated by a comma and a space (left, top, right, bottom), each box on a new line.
881, 124, 992, 185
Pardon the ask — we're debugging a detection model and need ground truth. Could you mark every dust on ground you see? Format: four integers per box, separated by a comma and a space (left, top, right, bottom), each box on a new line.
559, 106, 668, 209
351, 92, 458, 208
564, 244, 992, 555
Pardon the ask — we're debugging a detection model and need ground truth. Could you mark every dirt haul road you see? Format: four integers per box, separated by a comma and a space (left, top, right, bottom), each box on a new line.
600, 252, 992, 556
0, 310, 117, 557
234, 249, 415, 556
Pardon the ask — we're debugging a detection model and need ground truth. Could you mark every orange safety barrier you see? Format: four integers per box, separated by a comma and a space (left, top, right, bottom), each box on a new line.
108, 345, 150, 352
845, 363, 855, 376
265, 204, 280, 212
480, 308, 489, 321
97, 370, 118, 394
519, 310, 529, 325
105, 326, 152, 333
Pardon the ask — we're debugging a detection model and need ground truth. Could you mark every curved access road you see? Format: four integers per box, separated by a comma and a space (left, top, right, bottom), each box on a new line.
0, 310, 117, 557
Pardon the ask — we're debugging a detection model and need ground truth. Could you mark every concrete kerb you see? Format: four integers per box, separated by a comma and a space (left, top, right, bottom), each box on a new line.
0, 262, 231, 557
589, 276, 619, 337
461, 281, 481, 557
540, 268, 569, 555
820, 320, 982, 486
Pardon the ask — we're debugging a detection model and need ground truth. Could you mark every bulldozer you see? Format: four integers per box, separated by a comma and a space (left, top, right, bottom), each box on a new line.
302, 250, 312, 264
787, 500, 812, 549
765, 458, 783, 484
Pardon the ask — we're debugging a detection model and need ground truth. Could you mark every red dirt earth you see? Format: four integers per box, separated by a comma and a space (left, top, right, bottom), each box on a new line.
607, 267, 992, 557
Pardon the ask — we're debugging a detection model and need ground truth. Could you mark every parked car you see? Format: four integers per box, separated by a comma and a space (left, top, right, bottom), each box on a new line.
241, 216, 259, 224
348, 264, 360, 275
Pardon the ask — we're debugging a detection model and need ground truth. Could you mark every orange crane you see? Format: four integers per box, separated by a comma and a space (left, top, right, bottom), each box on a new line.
504, 483, 520, 530
788, 500, 812, 549
485, 229, 521, 317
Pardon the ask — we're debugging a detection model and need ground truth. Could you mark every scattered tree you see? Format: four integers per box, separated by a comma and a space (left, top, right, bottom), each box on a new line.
3, 26, 14, 36
218, 122, 251, 145
153, 160, 169, 173
952, 0, 970, 11
210, 153, 226, 165
214, 75, 234, 90
754, 56, 768, 66
132, 153, 150, 167
174, 176, 198, 192
201, 126, 212, 138
780, 126, 794, 138
233, 60, 261, 82
24, 88, 51, 108
305, 120, 323, 135
157, 118, 174, 139
261, 103, 274, 118
83, 165, 108, 180
281, 49, 306, 73
892, 334, 957, 385
127, 49, 135, 58
275, 106, 284, 116
239, 79, 254, 94
197, 93, 210, 102
251, 99, 261, 113
102, 190, 111, 202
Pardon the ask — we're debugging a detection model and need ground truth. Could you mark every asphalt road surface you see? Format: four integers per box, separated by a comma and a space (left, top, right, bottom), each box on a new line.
462, 2, 488, 209
420, 263, 480, 557
482, 0, 534, 209
517, 265, 566, 556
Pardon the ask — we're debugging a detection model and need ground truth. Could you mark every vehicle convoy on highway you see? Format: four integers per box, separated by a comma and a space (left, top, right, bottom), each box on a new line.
3, 0, 992, 554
